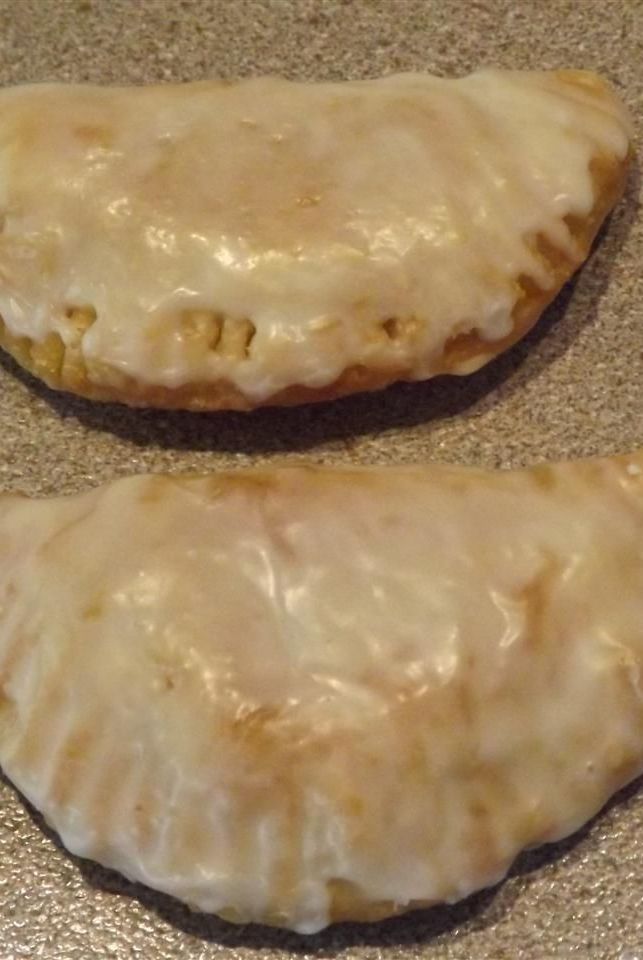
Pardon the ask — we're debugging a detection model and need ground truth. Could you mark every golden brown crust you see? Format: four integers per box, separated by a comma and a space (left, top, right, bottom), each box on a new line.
0, 135, 630, 412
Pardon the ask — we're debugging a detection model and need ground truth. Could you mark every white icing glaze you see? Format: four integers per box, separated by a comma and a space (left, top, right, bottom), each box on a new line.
0, 70, 631, 399
0, 455, 642, 931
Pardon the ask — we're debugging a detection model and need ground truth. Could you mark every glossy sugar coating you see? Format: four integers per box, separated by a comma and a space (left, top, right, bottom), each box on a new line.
0, 69, 631, 408
0, 455, 642, 931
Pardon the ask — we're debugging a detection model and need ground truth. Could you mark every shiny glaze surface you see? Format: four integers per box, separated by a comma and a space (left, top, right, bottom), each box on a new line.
0, 71, 631, 399
0, 456, 642, 931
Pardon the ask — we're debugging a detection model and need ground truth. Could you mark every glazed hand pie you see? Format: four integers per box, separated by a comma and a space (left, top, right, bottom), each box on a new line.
0, 455, 642, 931
0, 69, 632, 410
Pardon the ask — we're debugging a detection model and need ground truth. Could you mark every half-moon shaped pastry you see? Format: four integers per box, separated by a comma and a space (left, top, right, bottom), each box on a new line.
0, 69, 632, 409
0, 455, 642, 931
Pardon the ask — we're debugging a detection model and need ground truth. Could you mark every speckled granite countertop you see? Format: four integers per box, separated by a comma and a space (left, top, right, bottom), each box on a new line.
0, 0, 641, 957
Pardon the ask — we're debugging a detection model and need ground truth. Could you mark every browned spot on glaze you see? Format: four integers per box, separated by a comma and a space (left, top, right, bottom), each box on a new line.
296, 195, 321, 208
82, 598, 104, 621
351, 297, 370, 312
212, 470, 282, 497
138, 476, 168, 505
344, 794, 364, 818
231, 703, 284, 738
73, 124, 114, 147
552, 69, 605, 95
514, 553, 562, 650
529, 464, 558, 492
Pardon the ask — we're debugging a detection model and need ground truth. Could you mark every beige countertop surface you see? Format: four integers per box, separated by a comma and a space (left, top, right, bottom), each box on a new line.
0, 0, 641, 957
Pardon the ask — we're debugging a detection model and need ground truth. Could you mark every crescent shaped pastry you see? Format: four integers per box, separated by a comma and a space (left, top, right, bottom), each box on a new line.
0, 69, 632, 410
0, 455, 642, 931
